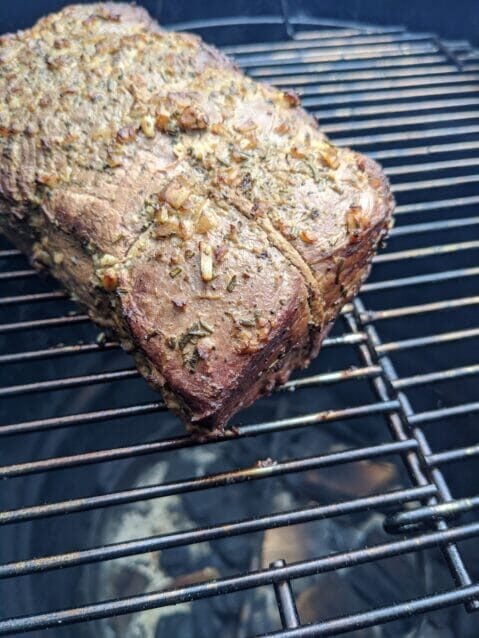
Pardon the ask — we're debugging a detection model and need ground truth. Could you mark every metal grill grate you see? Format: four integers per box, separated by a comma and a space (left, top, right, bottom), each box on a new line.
1, 15, 479, 637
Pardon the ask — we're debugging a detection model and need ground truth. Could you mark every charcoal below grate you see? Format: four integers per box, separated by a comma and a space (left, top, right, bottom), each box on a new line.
69, 406, 466, 638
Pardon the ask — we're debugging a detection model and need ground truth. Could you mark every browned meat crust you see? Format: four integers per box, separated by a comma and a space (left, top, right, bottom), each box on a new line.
0, 3, 394, 431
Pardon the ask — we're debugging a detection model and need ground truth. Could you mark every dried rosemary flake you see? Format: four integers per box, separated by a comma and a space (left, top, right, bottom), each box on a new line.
155, 206, 169, 224
227, 274, 237, 292
198, 320, 214, 334
197, 293, 221, 300
96, 331, 107, 345
178, 321, 214, 352
331, 183, 344, 195
304, 161, 319, 181
169, 266, 182, 278
163, 179, 190, 210
184, 348, 200, 372
197, 209, 217, 234
166, 336, 177, 349
178, 333, 192, 351
239, 318, 255, 327
188, 326, 210, 338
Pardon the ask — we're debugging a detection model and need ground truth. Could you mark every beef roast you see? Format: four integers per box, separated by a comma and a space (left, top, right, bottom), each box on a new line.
0, 3, 394, 431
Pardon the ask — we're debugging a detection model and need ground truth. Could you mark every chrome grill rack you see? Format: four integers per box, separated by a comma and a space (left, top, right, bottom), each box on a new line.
1, 16, 478, 637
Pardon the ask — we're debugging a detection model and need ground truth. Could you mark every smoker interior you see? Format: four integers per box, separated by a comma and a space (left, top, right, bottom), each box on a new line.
1, 7, 479, 638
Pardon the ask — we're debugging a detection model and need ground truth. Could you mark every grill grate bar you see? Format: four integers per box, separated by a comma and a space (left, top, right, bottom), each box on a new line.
388, 160, 479, 179
303, 86, 479, 109
0, 314, 88, 334
262, 584, 479, 638
280, 365, 380, 390
377, 327, 479, 353
308, 84, 479, 112
222, 31, 426, 55
429, 445, 479, 466
314, 98, 479, 122
372, 140, 479, 161
0, 368, 140, 398
389, 216, 479, 237
360, 296, 479, 322
0, 485, 436, 579
259, 53, 451, 79
0, 290, 68, 306
409, 401, 479, 424
241, 43, 439, 70
373, 242, 479, 263
247, 47, 440, 75
337, 125, 479, 149
297, 72, 479, 98
0, 248, 20, 258
394, 195, 479, 216
368, 175, 479, 195
459, 62, 479, 74
384, 496, 479, 534
394, 364, 479, 389
362, 267, 479, 293
271, 560, 301, 631
0, 269, 38, 280
272, 64, 459, 87
0, 439, 416, 522
0, 341, 119, 365
292, 26, 406, 40
0, 402, 164, 438
323, 109, 479, 134
1, 522, 478, 637
0, 401, 402, 479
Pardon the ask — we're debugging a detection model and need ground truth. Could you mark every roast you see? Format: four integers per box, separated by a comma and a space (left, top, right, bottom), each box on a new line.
0, 3, 394, 430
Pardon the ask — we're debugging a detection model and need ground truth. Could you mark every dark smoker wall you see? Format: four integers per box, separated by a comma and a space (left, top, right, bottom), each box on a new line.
1, 0, 478, 45
291, 0, 479, 47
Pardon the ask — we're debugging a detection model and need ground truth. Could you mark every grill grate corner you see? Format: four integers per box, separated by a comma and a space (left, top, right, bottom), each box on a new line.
1, 15, 479, 637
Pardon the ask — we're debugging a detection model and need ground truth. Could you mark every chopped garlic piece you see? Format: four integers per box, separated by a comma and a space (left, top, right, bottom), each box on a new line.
200, 242, 213, 282
155, 205, 169, 224
162, 179, 190, 209
99, 253, 118, 267
140, 115, 156, 138
197, 208, 218, 234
